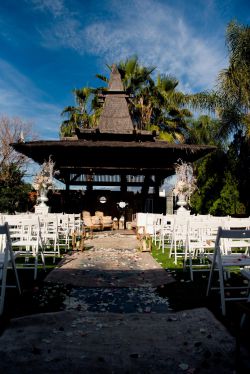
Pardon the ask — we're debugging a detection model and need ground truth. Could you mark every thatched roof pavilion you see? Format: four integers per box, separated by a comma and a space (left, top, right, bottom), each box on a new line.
13, 65, 215, 213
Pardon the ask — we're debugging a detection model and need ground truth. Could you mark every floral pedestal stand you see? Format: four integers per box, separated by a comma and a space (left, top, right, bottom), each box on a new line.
38, 188, 49, 207
35, 188, 50, 214
176, 194, 190, 215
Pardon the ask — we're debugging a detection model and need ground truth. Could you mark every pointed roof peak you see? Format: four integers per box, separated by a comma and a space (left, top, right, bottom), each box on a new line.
111, 64, 119, 73
108, 64, 124, 91
97, 63, 133, 133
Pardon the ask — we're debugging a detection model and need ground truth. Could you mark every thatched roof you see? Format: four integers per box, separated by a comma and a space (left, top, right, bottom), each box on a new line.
90, 64, 135, 135
12, 139, 216, 178
107, 64, 124, 91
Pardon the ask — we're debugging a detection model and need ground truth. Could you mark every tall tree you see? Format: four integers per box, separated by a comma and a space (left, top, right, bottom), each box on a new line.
146, 74, 192, 142
189, 21, 250, 138
60, 87, 103, 137
185, 115, 223, 146
0, 116, 35, 176
60, 56, 193, 142
188, 21, 250, 216
0, 116, 34, 212
218, 20, 250, 136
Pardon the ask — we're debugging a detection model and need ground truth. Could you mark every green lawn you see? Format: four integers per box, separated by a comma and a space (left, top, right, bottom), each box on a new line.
151, 243, 184, 270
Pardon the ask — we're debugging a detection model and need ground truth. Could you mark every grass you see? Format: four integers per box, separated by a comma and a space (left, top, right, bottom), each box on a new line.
151, 242, 184, 269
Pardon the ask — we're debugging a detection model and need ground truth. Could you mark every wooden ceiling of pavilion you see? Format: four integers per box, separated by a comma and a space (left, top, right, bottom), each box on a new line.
12, 65, 216, 187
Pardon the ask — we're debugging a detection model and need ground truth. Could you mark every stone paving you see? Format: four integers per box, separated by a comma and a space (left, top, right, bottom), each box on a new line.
46, 234, 173, 287
0, 232, 239, 373
45, 233, 174, 313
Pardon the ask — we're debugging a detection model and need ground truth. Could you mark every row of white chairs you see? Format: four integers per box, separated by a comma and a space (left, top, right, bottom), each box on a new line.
0, 212, 83, 279
137, 212, 250, 264
136, 212, 250, 315
0, 212, 83, 315
0, 212, 82, 257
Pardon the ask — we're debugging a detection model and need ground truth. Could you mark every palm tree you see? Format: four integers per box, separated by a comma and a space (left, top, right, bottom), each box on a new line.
185, 115, 223, 146
148, 74, 192, 142
189, 22, 250, 138
218, 21, 250, 136
60, 57, 193, 141
60, 87, 103, 137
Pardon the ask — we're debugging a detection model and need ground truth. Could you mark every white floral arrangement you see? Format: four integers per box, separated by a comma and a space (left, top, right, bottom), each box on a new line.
173, 159, 197, 202
33, 156, 58, 193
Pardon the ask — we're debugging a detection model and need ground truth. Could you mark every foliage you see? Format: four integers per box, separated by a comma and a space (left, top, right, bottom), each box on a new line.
187, 22, 250, 141
0, 116, 35, 173
185, 115, 224, 147
189, 21, 250, 216
0, 164, 32, 213
60, 86, 103, 137
209, 171, 245, 216
218, 21, 250, 134
0, 116, 35, 213
191, 138, 248, 216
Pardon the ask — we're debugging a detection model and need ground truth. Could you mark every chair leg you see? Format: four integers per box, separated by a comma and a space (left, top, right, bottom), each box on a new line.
0, 264, 8, 315
218, 265, 226, 315
189, 252, 194, 281
34, 256, 38, 280
206, 258, 216, 296
11, 260, 21, 294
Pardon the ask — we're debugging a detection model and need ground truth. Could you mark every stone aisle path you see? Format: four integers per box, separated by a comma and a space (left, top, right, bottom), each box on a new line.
45, 233, 174, 313
0, 232, 237, 373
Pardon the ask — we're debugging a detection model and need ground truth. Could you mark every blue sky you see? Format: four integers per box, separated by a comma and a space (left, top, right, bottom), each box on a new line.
1, 0, 250, 140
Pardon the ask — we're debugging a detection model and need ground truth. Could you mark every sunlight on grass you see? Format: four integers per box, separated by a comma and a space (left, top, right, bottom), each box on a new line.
151, 243, 183, 270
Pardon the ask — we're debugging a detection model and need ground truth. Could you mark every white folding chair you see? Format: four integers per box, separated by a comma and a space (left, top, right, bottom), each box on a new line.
158, 215, 174, 252
169, 217, 188, 264
0, 222, 21, 315
39, 215, 60, 258
184, 220, 219, 280
152, 214, 163, 246
57, 213, 71, 249
9, 216, 46, 280
206, 227, 250, 315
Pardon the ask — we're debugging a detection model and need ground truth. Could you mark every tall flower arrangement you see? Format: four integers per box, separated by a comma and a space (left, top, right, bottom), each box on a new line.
33, 157, 58, 198
173, 159, 197, 204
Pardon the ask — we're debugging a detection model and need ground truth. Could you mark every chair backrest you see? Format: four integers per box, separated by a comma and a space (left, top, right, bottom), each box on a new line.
0, 222, 11, 254
215, 227, 250, 255
216, 227, 250, 241
82, 210, 91, 218
0, 222, 14, 281
7, 216, 41, 246
95, 211, 104, 217
39, 215, 58, 234
224, 217, 250, 229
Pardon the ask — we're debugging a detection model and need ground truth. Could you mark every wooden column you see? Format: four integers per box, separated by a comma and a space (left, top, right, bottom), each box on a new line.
65, 175, 70, 213
154, 175, 161, 197
120, 175, 127, 194
141, 175, 150, 196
